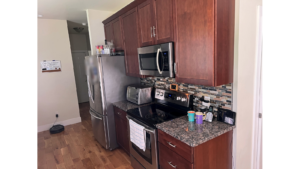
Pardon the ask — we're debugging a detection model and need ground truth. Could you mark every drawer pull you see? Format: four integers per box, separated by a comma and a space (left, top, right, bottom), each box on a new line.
118, 112, 121, 115
168, 162, 177, 168
167, 142, 176, 148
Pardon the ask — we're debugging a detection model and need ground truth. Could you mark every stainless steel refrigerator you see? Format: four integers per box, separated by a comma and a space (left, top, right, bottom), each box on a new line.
85, 54, 139, 150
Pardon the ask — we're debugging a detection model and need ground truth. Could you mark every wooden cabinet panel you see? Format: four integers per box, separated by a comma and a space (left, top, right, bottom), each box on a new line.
159, 143, 193, 169
104, 23, 114, 43
193, 131, 233, 169
113, 106, 127, 121
137, 0, 155, 47
121, 8, 144, 77
154, 0, 174, 44
158, 129, 193, 163
113, 106, 130, 155
111, 18, 123, 51
174, 0, 215, 86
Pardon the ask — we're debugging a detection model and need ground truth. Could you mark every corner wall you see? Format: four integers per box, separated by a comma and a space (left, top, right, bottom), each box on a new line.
234, 0, 262, 168
38, 19, 81, 132
86, 9, 114, 55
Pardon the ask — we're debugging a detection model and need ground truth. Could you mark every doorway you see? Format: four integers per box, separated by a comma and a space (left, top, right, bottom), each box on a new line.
67, 21, 91, 103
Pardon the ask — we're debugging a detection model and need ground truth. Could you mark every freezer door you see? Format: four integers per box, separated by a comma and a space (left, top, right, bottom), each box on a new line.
90, 110, 108, 149
85, 55, 104, 115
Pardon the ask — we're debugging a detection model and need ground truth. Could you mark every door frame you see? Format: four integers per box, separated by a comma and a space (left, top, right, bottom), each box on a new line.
252, 6, 263, 169
71, 50, 90, 103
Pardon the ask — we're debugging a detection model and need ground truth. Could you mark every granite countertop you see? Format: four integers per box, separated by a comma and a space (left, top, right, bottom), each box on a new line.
156, 116, 236, 147
112, 100, 153, 112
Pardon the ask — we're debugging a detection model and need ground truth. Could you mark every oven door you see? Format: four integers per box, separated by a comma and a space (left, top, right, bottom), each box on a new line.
126, 115, 158, 169
138, 42, 174, 77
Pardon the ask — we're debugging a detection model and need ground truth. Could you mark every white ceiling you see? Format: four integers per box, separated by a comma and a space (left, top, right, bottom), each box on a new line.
38, 0, 134, 24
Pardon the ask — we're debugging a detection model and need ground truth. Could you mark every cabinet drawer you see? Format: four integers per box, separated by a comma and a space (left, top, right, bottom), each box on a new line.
158, 129, 193, 163
159, 143, 193, 169
113, 106, 127, 121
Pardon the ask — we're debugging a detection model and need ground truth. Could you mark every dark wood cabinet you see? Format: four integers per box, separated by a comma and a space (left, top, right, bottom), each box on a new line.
111, 18, 123, 50
103, 0, 234, 86
153, 0, 174, 44
158, 129, 233, 169
113, 106, 130, 155
137, 0, 174, 47
173, 0, 235, 86
137, 0, 155, 47
104, 23, 114, 43
121, 8, 145, 78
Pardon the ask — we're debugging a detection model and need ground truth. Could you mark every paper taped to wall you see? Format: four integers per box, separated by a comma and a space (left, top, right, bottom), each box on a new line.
41, 60, 61, 72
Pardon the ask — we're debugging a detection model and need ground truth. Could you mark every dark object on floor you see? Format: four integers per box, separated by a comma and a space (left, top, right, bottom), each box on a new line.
50, 124, 64, 134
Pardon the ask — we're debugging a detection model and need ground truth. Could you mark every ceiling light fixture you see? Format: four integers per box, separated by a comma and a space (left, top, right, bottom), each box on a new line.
38, 15, 43, 18
82, 23, 86, 26
73, 27, 84, 33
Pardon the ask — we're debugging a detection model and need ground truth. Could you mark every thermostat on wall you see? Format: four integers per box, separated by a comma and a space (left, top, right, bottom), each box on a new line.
170, 84, 178, 91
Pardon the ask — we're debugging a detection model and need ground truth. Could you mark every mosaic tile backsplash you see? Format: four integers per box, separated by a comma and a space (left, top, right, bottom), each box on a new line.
140, 77, 232, 112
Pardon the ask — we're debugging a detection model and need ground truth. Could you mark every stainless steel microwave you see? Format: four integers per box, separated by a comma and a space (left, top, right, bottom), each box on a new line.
137, 42, 174, 77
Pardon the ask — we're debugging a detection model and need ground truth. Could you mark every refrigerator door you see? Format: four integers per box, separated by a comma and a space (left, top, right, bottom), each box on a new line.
90, 110, 108, 149
85, 55, 104, 115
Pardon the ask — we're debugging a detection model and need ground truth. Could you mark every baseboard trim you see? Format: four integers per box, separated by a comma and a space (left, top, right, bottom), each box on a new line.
38, 116, 82, 132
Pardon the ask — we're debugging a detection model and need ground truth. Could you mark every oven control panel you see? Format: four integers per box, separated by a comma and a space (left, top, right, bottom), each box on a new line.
155, 88, 192, 107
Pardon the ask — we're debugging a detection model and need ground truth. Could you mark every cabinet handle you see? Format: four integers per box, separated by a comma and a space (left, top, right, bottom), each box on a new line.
151, 27, 153, 38
118, 112, 121, 115
167, 142, 176, 148
153, 26, 156, 37
168, 162, 177, 168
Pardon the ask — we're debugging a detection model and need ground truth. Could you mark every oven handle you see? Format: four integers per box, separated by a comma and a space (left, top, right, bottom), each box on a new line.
126, 115, 156, 133
156, 48, 163, 74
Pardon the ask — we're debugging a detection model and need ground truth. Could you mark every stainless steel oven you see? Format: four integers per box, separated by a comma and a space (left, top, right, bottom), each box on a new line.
126, 115, 158, 169
137, 42, 174, 77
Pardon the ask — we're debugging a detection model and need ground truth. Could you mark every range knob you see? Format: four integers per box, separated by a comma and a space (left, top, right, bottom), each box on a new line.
181, 98, 187, 102
160, 92, 164, 96
156, 92, 160, 95
176, 96, 181, 101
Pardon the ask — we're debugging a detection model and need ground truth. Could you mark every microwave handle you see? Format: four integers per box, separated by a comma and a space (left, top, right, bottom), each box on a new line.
156, 48, 163, 74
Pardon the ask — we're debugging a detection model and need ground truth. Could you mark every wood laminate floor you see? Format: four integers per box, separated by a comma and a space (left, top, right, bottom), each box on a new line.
38, 102, 133, 169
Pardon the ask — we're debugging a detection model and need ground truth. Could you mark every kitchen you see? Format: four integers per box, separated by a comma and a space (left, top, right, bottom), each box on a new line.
37, 0, 262, 169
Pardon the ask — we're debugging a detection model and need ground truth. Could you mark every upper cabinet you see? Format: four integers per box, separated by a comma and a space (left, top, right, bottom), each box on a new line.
174, 0, 235, 86
104, 18, 124, 51
153, 0, 174, 44
104, 23, 114, 43
137, 0, 174, 47
102, 0, 234, 86
111, 18, 123, 51
137, 0, 155, 47
121, 8, 145, 78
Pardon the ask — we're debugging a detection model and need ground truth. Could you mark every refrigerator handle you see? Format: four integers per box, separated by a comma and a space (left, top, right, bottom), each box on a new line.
90, 111, 102, 120
87, 75, 94, 103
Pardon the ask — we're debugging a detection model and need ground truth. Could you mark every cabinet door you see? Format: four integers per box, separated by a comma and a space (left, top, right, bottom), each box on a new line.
154, 0, 174, 44
104, 23, 114, 43
174, 0, 215, 86
137, 0, 155, 47
121, 8, 143, 77
111, 18, 123, 51
114, 108, 130, 155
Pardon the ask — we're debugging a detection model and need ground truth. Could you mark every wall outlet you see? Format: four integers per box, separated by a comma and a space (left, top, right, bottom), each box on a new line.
56, 114, 58, 118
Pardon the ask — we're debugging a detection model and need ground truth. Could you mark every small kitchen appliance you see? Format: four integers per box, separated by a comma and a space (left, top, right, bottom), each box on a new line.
126, 84, 153, 105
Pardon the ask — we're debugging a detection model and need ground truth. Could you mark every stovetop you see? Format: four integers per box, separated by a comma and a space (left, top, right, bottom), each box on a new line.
127, 102, 192, 128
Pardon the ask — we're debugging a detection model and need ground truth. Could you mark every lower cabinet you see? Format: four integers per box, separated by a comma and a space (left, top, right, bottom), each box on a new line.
158, 129, 233, 169
113, 106, 130, 155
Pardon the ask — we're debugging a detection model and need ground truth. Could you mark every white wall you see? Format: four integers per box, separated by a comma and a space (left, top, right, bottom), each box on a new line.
86, 9, 114, 55
69, 33, 91, 51
233, 0, 262, 168
38, 19, 81, 132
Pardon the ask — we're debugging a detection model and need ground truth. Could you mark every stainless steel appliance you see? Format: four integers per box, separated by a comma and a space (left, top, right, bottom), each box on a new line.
126, 88, 193, 169
137, 42, 174, 77
126, 84, 153, 105
85, 54, 139, 150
